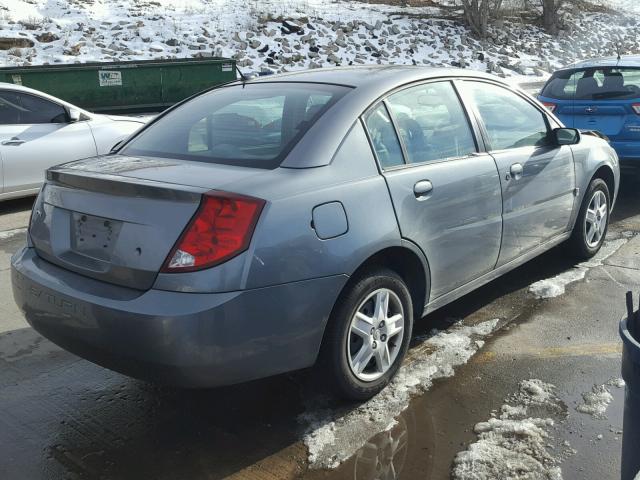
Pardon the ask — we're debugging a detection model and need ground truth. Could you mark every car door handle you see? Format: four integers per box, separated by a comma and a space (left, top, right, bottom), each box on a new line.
414, 180, 433, 199
1, 137, 25, 146
509, 163, 523, 180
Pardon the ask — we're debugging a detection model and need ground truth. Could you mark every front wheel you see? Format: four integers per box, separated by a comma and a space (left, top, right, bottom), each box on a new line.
569, 178, 610, 260
318, 268, 413, 401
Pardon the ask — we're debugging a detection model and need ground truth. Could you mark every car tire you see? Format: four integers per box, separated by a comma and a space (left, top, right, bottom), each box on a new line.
318, 267, 413, 401
568, 178, 610, 260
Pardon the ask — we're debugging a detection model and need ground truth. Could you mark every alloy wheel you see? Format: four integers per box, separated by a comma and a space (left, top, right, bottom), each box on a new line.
347, 288, 405, 382
584, 190, 608, 249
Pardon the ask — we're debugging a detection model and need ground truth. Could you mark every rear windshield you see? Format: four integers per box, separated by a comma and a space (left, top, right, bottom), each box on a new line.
122, 82, 350, 169
541, 67, 640, 100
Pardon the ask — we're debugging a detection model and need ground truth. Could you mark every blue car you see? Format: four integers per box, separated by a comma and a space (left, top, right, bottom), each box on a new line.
539, 56, 640, 170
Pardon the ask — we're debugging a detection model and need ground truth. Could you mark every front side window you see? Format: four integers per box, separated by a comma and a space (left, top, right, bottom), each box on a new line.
542, 67, 640, 100
123, 83, 350, 169
0, 91, 68, 125
363, 103, 405, 169
385, 81, 477, 164
465, 82, 550, 151
0, 92, 21, 125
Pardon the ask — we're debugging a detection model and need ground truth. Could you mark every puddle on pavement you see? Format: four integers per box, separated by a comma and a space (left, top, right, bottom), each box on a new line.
305, 403, 437, 480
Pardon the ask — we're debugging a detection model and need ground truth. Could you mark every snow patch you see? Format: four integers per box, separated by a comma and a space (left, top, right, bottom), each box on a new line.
607, 377, 625, 389
529, 238, 627, 299
301, 318, 500, 469
0, 227, 27, 240
576, 385, 614, 419
453, 379, 566, 480
576, 378, 625, 419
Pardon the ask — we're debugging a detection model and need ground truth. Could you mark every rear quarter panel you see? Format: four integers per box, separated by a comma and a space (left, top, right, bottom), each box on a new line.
245, 122, 404, 290
152, 122, 406, 293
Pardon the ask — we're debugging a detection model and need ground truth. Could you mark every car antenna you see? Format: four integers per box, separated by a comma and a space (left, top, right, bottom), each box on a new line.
236, 64, 249, 85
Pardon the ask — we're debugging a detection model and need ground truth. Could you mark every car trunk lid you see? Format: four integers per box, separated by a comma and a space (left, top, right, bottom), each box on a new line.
29, 155, 262, 290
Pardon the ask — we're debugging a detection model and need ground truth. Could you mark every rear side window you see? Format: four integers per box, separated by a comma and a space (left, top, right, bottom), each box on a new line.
465, 82, 550, 151
123, 83, 350, 169
0, 91, 68, 124
363, 103, 405, 169
542, 67, 640, 100
386, 81, 477, 163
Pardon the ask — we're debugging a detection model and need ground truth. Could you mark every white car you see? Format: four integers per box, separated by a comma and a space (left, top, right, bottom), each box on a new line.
0, 83, 148, 201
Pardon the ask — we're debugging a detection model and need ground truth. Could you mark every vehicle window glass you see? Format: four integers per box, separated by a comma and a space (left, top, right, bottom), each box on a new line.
385, 81, 476, 164
0, 92, 22, 125
363, 103, 405, 169
466, 82, 550, 150
541, 67, 640, 100
124, 83, 350, 169
15, 93, 68, 124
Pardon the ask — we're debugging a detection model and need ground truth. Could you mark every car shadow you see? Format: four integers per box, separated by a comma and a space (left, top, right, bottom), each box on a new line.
0, 195, 35, 216
0, 326, 309, 479
611, 172, 640, 224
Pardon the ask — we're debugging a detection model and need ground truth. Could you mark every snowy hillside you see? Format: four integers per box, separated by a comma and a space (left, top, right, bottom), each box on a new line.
0, 0, 639, 80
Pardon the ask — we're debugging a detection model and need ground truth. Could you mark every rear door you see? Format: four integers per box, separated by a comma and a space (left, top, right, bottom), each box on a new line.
0, 90, 96, 194
462, 80, 576, 267
364, 80, 503, 299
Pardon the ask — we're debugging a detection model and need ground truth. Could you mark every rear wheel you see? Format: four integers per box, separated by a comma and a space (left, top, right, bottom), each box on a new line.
569, 178, 610, 260
319, 268, 413, 401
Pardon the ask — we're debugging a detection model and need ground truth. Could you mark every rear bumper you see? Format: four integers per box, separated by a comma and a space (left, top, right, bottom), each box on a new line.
11, 247, 347, 387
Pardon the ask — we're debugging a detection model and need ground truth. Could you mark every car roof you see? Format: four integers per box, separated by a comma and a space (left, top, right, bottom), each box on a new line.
220, 65, 534, 169
245, 65, 507, 91
557, 55, 640, 71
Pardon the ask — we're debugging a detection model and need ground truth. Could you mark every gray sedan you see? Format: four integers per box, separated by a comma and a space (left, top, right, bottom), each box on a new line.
11, 66, 619, 400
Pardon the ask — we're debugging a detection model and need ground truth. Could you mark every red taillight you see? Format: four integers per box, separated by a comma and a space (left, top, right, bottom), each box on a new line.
632, 103, 640, 115
161, 192, 265, 273
541, 102, 557, 113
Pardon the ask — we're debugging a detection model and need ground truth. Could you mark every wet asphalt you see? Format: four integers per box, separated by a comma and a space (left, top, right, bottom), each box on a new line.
0, 177, 639, 480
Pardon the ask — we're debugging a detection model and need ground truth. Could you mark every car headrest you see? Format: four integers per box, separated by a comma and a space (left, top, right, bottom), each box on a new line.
575, 77, 599, 97
603, 72, 624, 91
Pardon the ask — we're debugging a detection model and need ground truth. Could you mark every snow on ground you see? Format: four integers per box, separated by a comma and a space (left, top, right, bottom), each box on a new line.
575, 377, 625, 419
452, 379, 568, 480
609, 0, 640, 14
0, 0, 638, 81
0, 227, 27, 240
529, 238, 627, 299
300, 318, 500, 469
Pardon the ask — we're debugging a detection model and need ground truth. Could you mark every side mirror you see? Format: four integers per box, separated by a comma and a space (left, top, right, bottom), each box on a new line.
552, 127, 580, 146
68, 108, 81, 123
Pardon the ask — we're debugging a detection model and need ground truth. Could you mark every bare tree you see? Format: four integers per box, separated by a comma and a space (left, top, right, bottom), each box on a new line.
460, 0, 504, 38
540, 0, 564, 34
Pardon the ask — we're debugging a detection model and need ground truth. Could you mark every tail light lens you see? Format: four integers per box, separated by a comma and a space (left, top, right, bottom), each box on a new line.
541, 102, 557, 113
162, 191, 265, 273
632, 103, 640, 115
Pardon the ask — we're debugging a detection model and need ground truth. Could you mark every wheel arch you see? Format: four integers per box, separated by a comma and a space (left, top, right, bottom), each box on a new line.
329, 242, 431, 329
590, 164, 616, 202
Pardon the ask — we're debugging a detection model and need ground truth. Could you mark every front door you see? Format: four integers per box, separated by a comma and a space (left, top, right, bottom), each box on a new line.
462, 81, 576, 266
363, 81, 503, 300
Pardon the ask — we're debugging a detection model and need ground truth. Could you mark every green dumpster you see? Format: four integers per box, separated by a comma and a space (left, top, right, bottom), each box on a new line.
0, 57, 237, 113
